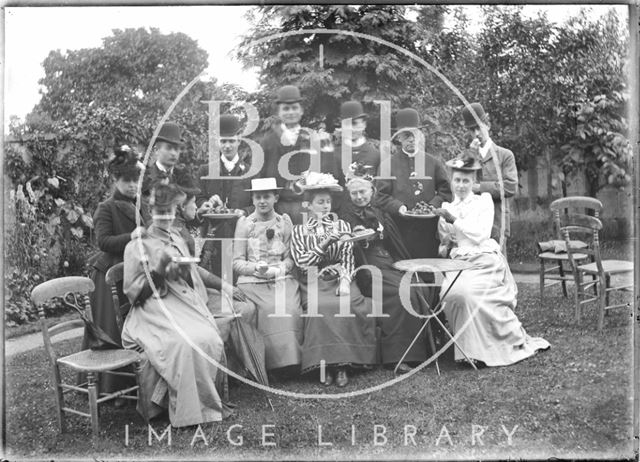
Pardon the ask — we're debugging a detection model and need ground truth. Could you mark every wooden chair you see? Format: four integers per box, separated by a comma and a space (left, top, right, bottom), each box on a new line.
539, 196, 601, 300
32, 276, 143, 437
560, 215, 633, 330
105, 262, 127, 332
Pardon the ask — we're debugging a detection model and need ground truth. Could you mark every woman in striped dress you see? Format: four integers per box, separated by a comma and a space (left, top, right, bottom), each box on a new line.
291, 172, 376, 387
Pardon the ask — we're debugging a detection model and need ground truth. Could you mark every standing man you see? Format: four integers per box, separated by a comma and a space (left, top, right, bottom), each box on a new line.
376, 108, 451, 258
141, 121, 192, 221
258, 85, 314, 225
194, 113, 252, 277
461, 103, 518, 255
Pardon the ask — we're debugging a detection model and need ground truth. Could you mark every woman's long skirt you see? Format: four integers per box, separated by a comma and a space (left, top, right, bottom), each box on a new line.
361, 246, 429, 365
237, 278, 303, 370
299, 277, 377, 373
441, 251, 550, 366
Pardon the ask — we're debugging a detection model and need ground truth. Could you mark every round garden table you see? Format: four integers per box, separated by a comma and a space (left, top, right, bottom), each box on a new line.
392, 258, 477, 374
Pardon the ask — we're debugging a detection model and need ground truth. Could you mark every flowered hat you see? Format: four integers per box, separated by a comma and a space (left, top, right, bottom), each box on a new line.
108, 145, 144, 179
297, 171, 343, 193
445, 150, 482, 171
345, 162, 375, 189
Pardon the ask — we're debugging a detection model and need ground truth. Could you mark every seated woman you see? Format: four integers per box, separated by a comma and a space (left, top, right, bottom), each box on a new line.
434, 152, 550, 367
85, 145, 146, 397
291, 172, 376, 387
233, 178, 303, 372
121, 183, 230, 427
340, 166, 431, 373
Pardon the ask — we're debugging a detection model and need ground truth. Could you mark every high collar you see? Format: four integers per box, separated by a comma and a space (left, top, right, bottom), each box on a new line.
113, 188, 136, 203
478, 139, 494, 159
221, 153, 240, 172
452, 193, 475, 206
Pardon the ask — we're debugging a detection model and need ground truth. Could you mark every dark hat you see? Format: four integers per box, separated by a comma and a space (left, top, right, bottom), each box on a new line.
340, 101, 368, 121
445, 149, 482, 172
150, 183, 186, 210
395, 108, 423, 131
275, 85, 303, 104
155, 122, 184, 145
219, 114, 241, 138
461, 103, 488, 129
108, 145, 142, 179
174, 171, 201, 198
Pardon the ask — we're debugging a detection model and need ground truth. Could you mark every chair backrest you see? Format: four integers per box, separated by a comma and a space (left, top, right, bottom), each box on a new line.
31, 277, 95, 365
105, 262, 125, 332
560, 214, 604, 276
550, 196, 603, 238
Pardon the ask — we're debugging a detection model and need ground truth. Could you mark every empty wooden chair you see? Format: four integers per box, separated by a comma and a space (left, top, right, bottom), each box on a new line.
538, 196, 601, 300
560, 215, 633, 330
32, 276, 144, 437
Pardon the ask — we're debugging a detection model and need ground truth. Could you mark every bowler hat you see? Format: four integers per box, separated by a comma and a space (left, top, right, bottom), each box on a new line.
245, 177, 283, 192
155, 122, 184, 145
219, 114, 241, 137
340, 101, 368, 121
461, 103, 488, 129
395, 108, 423, 131
445, 149, 482, 172
275, 85, 303, 104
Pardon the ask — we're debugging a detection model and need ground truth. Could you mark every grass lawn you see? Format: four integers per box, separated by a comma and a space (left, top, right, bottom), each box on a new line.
4, 282, 634, 460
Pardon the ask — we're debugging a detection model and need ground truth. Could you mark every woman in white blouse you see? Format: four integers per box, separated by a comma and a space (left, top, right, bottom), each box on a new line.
434, 152, 550, 367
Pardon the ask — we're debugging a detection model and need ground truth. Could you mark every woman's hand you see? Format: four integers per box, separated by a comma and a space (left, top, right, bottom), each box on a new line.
434, 208, 456, 224
233, 209, 246, 217
398, 205, 408, 216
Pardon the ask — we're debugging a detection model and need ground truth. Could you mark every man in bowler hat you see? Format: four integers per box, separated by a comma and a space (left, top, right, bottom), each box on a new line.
258, 85, 332, 225
376, 108, 452, 259
461, 102, 517, 255
194, 113, 253, 277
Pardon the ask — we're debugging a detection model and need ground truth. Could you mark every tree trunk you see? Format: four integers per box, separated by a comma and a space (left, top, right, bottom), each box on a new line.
527, 155, 538, 210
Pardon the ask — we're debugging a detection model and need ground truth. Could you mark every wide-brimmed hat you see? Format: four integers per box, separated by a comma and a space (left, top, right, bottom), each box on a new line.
155, 122, 184, 145
244, 177, 283, 192
394, 108, 425, 132
275, 85, 303, 104
340, 101, 368, 121
298, 171, 343, 193
218, 114, 242, 138
445, 150, 483, 172
461, 103, 488, 129
150, 183, 187, 209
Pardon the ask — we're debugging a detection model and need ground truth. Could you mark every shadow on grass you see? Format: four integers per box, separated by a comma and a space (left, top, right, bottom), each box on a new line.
5, 283, 634, 460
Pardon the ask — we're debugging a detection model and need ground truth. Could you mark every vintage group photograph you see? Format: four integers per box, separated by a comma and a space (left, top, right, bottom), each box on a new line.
3, 3, 637, 461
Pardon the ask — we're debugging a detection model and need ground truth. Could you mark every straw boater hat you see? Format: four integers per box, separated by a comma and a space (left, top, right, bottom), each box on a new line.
244, 178, 283, 192
461, 103, 489, 129
445, 150, 483, 172
297, 171, 343, 193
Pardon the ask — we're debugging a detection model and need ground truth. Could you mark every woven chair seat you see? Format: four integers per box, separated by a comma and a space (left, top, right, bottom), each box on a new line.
577, 260, 633, 275
57, 348, 141, 372
538, 251, 588, 261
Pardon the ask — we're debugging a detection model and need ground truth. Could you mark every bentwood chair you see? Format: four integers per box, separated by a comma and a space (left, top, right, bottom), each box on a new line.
560, 215, 633, 330
538, 197, 601, 300
32, 276, 143, 437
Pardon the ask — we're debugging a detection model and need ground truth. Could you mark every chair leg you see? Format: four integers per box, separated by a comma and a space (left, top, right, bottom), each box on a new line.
52, 365, 66, 433
592, 274, 598, 296
87, 372, 100, 438
605, 275, 611, 309
134, 359, 149, 423
539, 259, 545, 301
558, 261, 568, 298
597, 278, 606, 331
574, 272, 583, 322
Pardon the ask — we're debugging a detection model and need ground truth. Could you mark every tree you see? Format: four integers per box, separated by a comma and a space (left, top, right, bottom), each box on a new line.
237, 5, 433, 137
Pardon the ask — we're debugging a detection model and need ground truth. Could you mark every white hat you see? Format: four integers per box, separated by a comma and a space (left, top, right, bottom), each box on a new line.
244, 177, 283, 192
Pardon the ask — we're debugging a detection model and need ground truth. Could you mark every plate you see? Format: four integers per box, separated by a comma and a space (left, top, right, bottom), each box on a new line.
202, 212, 238, 219
403, 211, 437, 219
339, 229, 376, 243
172, 256, 201, 265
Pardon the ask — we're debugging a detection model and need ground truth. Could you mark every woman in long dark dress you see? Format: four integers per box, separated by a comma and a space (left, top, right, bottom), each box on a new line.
340, 170, 431, 373
290, 172, 376, 387
84, 145, 146, 395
